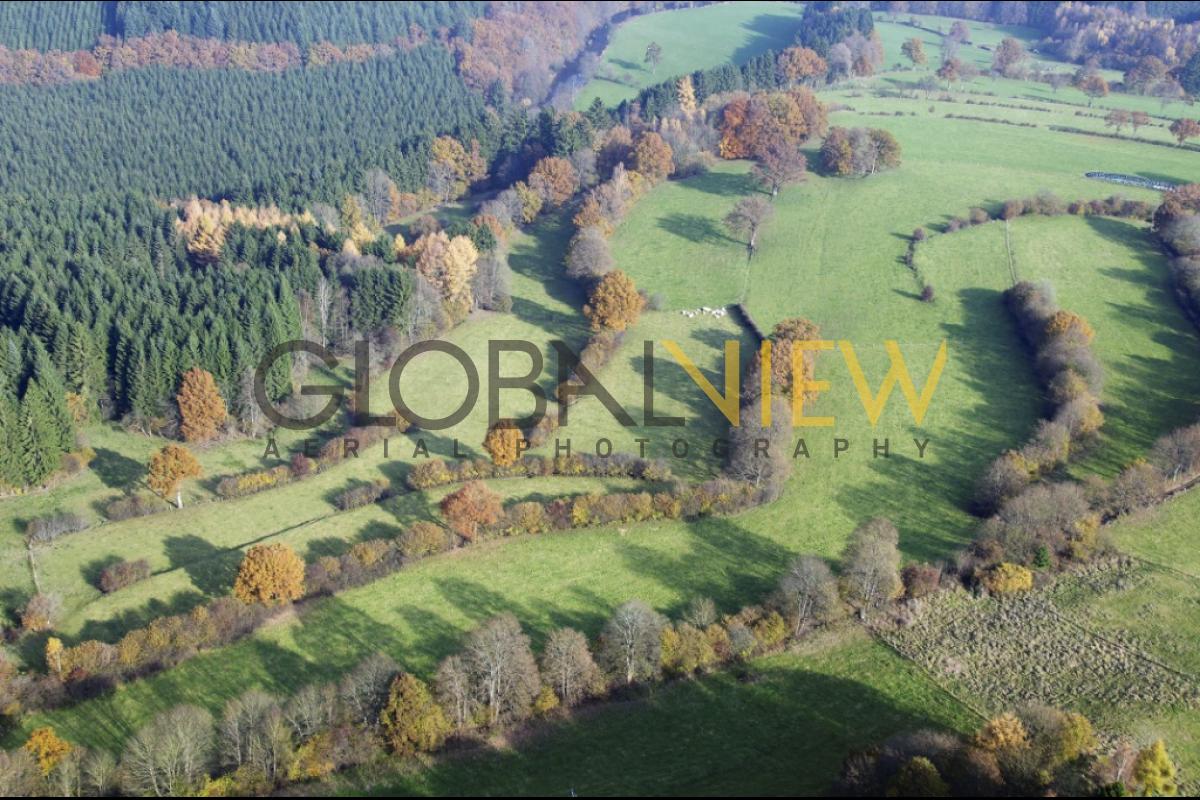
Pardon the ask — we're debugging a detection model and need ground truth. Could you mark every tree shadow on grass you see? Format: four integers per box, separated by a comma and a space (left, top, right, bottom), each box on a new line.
685, 169, 757, 198
74, 589, 206, 645
657, 212, 739, 247
89, 448, 143, 490
163, 534, 243, 597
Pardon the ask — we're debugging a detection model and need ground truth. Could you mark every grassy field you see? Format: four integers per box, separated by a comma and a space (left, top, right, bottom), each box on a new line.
575, 1, 804, 109
6, 8, 1200, 789
333, 630, 979, 796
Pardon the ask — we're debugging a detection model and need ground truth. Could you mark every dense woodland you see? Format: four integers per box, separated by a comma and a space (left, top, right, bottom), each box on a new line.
0, 1, 484, 50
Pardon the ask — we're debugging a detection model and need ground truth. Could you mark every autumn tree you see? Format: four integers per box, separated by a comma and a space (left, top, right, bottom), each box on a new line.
483, 419, 525, 467
1133, 739, 1178, 797
900, 38, 926, 67
540, 627, 601, 706
583, 270, 645, 332
413, 231, 479, 309
598, 599, 665, 685
528, 156, 579, 206
724, 196, 774, 253
379, 672, 451, 756
1105, 109, 1130, 134
644, 41, 663, 74
147, 443, 202, 509
429, 136, 487, 201
751, 139, 807, 197
779, 46, 827, 86
1169, 118, 1200, 146
991, 36, 1025, 77
839, 517, 902, 618
936, 57, 961, 88
20, 592, 61, 632
1131, 111, 1150, 133
1075, 71, 1109, 106
633, 132, 675, 184
177, 367, 227, 443
820, 127, 901, 177
24, 727, 72, 776
233, 543, 305, 605
565, 226, 614, 280
718, 89, 827, 160
439, 480, 503, 541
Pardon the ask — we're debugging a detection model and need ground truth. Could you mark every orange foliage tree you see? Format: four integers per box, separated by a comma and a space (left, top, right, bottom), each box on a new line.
583, 270, 645, 332
718, 89, 826, 160
528, 157, 580, 206
177, 367, 227, 443
439, 480, 503, 542
779, 47, 827, 85
233, 543, 305, 605
633, 132, 675, 184
147, 443, 202, 509
483, 419, 525, 467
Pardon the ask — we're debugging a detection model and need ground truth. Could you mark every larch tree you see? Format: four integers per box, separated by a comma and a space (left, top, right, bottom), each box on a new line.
177, 367, 227, 443
23, 727, 72, 777
147, 443, 202, 509
233, 543, 305, 605
379, 672, 451, 756
583, 270, 645, 332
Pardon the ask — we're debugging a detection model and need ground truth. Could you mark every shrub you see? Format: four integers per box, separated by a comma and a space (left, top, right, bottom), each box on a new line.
98, 559, 151, 593
25, 512, 88, 544
332, 479, 390, 511
216, 465, 292, 499
103, 493, 163, 522
399, 522, 453, 559
979, 562, 1033, 595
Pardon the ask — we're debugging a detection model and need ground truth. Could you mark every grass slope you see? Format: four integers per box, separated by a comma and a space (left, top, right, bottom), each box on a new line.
575, 1, 804, 109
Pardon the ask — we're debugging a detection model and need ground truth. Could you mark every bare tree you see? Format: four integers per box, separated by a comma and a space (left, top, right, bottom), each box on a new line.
315, 277, 334, 347
724, 196, 774, 255
598, 599, 666, 685
839, 518, 902, 618
751, 140, 807, 198
363, 169, 397, 227
779, 555, 840, 635
565, 226, 614, 280
338, 653, 399, 726
464, 613, 541, 725
541, 627, 602, 706
121, 705, 215, 797
435, 654, 476, 729
727, 396, 792, 496
219, 689, 292, 779
284, 681, 338, 740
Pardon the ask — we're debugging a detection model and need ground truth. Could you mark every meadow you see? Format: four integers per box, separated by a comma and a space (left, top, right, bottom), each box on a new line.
5, 9, 1200, 791
334, 630, 979, 796
575, 1, 805, 109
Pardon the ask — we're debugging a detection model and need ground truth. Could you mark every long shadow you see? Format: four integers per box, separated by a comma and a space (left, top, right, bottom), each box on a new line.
74, 589, 206, 645
163, 534, 243, 597
730, 12, 806, 66
89, 448, 143, 490
370, 661, 965, 795
684, 168, 758, 198
657, 212, 739, 246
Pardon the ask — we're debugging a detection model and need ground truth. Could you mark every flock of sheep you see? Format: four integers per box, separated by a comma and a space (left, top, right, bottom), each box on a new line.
679, 306, 728, 319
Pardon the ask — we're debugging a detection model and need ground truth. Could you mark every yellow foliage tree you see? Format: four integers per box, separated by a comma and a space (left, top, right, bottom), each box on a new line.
483, 419, 525, 467
1133, 739, 1178, 797
583, 270, 645, 332
1044, 310, 1095, 343
24, 726, 72, 776
45, 637, 63, 677
975, 713, 1029, 752
379, 672, 452, 756
233, 543, 305, 605
980, 562, 1033, 595
147, 443, 202, 509
529, 157, 580, 206
633, 132, 675, 184
177, 367, 227, 443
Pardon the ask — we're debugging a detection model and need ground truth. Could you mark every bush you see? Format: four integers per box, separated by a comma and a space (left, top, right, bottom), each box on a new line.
399, 522, 453, 559
216, 465, 292, 499
978, 562, 1033, 595
25, 512, 88, 544
98, 559, 151, 593
104, 493, 163, 522
332, 479, 390, 511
